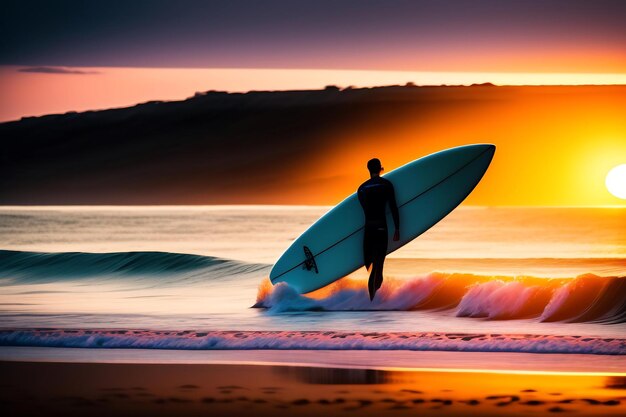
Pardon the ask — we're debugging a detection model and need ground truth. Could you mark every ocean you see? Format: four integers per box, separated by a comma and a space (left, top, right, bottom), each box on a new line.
0, 205, 624, 356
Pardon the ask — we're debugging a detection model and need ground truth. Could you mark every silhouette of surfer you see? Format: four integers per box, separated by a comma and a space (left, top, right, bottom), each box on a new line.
357, 158, 400, 300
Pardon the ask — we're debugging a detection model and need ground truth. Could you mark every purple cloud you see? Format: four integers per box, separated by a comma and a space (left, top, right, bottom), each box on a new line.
18, 66, 99, 75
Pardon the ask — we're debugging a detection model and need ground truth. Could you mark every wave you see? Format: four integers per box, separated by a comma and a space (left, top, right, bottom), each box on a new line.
255, 273, 626, 324
2, 250, 624, 325
0, 250, 269, 283
0, 328, 622, 355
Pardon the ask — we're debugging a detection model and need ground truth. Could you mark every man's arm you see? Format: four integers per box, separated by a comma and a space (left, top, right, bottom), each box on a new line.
388, 182, 400, 240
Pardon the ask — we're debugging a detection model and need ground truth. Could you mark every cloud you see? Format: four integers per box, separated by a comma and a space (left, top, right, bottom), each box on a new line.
18, 66, 99, 75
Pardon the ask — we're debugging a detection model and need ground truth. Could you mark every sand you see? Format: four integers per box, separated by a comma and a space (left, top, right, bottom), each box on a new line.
1, 359, 624, 417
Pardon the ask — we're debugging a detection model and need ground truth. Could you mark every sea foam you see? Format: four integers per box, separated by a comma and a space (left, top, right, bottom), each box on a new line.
0, 328, 623, 355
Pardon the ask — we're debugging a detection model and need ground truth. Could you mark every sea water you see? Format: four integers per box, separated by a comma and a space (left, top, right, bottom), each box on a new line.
0, 206, 624, 355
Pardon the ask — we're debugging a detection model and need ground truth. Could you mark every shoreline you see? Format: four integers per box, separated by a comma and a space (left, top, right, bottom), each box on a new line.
2, 347, 625, 375
2, 328, 624, 355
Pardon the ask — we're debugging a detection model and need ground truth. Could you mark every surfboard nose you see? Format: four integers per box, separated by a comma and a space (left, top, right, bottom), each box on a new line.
467, 143, 496, 160
473, 143, 496, 153
449, 143, 496, 163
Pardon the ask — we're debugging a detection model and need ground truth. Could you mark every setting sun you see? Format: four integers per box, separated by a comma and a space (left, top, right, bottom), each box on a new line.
606, 164, 626, 199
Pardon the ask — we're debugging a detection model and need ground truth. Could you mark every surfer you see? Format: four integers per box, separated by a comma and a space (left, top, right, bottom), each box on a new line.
358, 158, 400, 300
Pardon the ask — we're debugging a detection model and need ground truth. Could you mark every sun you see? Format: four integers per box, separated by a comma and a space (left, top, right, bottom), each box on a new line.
605, 164, 626, 199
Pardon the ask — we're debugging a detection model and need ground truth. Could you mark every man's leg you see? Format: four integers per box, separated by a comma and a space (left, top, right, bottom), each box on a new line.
363, 227, 373, 271
375, 256, 385, 290
368, 265, 377, 301
364, 226, 377, 300
368, 255, 383, 300
376, 228, 389, 290
369, 227, 388, 300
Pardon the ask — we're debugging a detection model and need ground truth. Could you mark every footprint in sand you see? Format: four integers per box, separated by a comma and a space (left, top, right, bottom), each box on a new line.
522, 400, 545, 406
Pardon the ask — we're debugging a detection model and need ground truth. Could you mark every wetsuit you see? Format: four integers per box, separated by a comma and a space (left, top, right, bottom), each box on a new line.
357, 176, 400, 300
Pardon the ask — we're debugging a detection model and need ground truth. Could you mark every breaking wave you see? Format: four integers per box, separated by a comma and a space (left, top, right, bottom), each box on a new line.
1, 250, 624, 325
255, 273, 626, 324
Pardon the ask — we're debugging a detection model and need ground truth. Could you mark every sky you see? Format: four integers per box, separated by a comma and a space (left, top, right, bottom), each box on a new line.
306, 85, 626, 207
1, 0, 625, 121
2, 0, 625, 71
1, 0, 625, 206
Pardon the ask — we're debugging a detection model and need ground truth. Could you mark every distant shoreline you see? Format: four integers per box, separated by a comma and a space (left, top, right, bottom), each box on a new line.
3, 83, 626, 125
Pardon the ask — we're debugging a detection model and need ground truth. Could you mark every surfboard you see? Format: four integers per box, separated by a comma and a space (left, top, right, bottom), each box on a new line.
270, 143, 496, 293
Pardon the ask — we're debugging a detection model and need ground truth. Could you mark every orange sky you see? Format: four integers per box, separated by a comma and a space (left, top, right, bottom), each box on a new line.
277, 86, 626, 207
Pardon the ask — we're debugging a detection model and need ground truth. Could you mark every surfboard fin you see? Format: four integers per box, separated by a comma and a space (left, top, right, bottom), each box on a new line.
302, 246, 319, 274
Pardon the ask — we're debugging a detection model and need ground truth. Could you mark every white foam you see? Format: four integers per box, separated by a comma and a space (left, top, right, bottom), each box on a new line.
0, 329, 623, 355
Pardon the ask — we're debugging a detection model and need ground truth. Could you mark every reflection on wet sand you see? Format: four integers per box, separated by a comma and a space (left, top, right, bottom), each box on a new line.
275, 367, 394, 384
605, 376, 626, 389
1, 361, 624, 416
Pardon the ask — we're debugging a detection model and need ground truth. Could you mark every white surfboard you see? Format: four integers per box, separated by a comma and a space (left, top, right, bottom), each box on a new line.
270, 143, 496, 293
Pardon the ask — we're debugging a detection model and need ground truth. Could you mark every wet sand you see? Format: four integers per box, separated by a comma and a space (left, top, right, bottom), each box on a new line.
3, 347, 626, 374
1, 360, 624, 416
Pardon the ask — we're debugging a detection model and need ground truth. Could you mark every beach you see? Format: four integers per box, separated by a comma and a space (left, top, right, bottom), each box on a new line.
1, 355, 624, 417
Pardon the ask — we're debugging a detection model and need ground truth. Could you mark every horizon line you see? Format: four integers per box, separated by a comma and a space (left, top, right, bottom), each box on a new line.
1, 204, 624, 209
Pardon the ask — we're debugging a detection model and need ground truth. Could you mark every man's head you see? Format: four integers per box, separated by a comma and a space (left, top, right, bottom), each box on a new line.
367, 158, 383, 176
